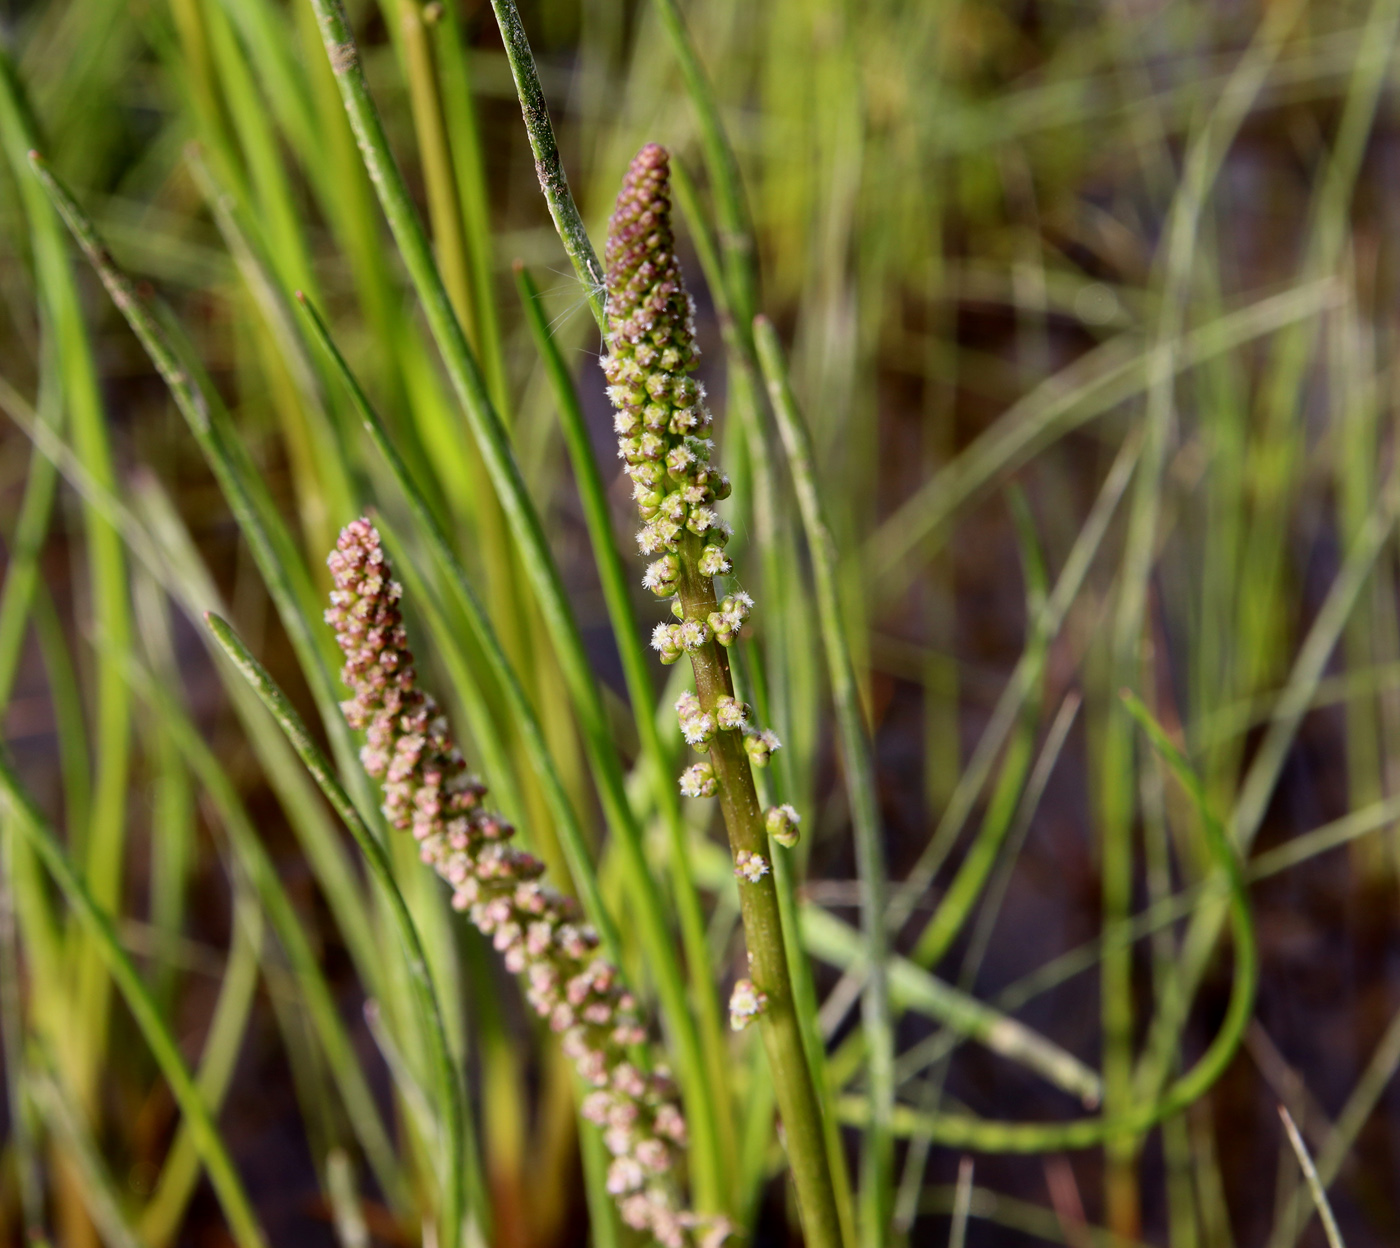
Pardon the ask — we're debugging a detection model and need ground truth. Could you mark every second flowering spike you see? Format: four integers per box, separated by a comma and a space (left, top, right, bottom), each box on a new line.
326, 519, 732, 1248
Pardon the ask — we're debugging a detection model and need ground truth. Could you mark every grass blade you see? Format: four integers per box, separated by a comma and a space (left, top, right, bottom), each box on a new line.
754, 315, 893, 1243
1278, 1106, 1346, 1248
0, 754, 268, 1248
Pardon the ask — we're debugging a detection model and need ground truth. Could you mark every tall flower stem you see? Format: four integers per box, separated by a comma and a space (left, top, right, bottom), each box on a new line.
674, 539, 844, 1248
603, 144, 842, 1248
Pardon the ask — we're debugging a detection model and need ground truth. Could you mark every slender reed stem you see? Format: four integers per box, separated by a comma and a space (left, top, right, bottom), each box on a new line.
487, 0, 605, 330
753, 316, 893, 1243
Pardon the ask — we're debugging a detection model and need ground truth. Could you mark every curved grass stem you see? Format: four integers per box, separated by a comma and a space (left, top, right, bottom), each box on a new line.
487, 0, 605, 330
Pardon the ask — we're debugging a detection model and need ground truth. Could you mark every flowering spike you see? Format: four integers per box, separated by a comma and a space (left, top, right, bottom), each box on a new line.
327, 519, 728, 1248
604, 149, 834, 1240
603, 146, 724, 567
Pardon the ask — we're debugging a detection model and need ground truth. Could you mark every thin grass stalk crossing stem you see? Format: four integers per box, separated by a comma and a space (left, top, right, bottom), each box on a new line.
753, 317, 893, 1245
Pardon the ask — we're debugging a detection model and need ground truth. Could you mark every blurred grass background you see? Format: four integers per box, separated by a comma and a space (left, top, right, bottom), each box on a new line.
4, 0, 1400, 1245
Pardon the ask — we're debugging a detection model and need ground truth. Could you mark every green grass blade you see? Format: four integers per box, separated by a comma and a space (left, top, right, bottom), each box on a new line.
0, 755, 268, 1248
29, 1058, 148, 1248
829, 693, 1254, 1152
118, 649, 408, 1217
139, 873, 264, 1247
487, 0, 605, 330
754, 315, 893, 1244
869, 279, 1342, 595
800, 907, 1101, 1107
1, 43, 134, 1123
0, 835, 48, 1242
24, 150, 369, 808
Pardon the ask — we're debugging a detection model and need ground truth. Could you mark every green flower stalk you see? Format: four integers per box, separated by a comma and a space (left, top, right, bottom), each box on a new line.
325, 518, 730, 1248
604, 145, 844, 1248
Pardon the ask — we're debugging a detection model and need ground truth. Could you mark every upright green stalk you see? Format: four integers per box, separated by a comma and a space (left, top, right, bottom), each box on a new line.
0, 48, 132, 1132
753, 316, 893, 1245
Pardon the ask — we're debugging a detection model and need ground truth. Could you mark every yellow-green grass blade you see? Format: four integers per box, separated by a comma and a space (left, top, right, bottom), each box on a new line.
0, 754, 268, 1248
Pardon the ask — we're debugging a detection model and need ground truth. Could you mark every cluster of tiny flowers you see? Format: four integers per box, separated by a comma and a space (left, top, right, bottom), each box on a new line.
706, 592, 752, 647
651, 617, 710, 666
728, 979, 768, 1031
679, 761, 718, 799
744, 729, 782, 769
734, 850, 770, 883
326, 520, 728, 1248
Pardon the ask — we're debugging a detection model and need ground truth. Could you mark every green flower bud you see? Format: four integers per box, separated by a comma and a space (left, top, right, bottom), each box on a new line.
765, 804, 801, 848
